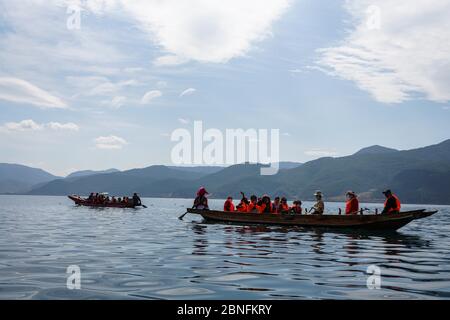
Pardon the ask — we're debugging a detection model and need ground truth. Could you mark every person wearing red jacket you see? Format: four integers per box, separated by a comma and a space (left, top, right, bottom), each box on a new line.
345, 191, 359, 215
224, 196, 235, 212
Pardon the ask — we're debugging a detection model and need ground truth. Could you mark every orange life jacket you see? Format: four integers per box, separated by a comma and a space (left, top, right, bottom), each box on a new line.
256, 203, 266, 214
224, 200, 235, 212
345, 197, 359, 215
237, 203, 248, 212
280, 203, 289, 213
384, 194, 401, 213
247, 202, 258, 213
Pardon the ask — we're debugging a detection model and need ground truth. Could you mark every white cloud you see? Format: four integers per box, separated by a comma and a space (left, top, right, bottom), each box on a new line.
0, 77, 67, 109
141, 90, 162, 104
94, 135, 128, 149
66, 76, 138, 97
304, 149, 338, 157
64, 0, 290, 65
180, 88, 197, 97
154, 55, 189, 67
110, 96, 127, 109
123, 0, 290, 64
124, 67, 144, 73
0, 2, 125, 83
2, 120, 43, 132
178, 118, 190, 124
316, 0, 450, 104
47, 122, 79, 131
1, 119, 79, 132
156, 81, 168, 88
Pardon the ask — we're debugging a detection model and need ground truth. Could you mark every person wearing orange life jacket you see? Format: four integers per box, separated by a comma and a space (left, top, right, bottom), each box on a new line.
291, 200, 302, 214
278, 197, 290, 213
271, 197, 280, 214
236, 199, 249, 212
345, 191, 359, 215
254, 195, 271, 213
224, 196, 235, 212
381, 189, 401, 214
236, 192, 249, 212
247, 195, 259, 213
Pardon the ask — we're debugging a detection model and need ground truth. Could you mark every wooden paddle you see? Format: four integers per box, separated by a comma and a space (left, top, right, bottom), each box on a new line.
178, 211, 189, 220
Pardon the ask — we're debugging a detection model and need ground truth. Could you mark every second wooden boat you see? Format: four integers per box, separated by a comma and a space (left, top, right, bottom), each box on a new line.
68, 195, 136, 208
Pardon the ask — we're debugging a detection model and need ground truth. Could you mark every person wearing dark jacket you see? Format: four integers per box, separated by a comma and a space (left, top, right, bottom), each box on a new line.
193, 187, 209, 210
132, 193, 142, 206
381, 189, 401, 214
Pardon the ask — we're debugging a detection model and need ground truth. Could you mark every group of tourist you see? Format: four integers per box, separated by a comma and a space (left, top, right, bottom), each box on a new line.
192, 187, 401, 215
87, 192, 142, 206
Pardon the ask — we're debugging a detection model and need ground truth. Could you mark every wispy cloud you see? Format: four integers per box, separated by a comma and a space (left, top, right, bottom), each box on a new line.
94, 135, 128, 149
110, 96, 127, 109
67, 76, 138, 97
153, 55, 189, 67
0, 77, 67, 109
180, 88, 196, 97
178, 118, 190, 124
46, 122, 79, 131
1, 119, 79, 132
316, 0, 450, 104
156, 81, 168, 88
141, 90, 162, 104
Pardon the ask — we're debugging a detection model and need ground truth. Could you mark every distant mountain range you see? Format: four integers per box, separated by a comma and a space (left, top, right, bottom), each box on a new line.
66, 168, 120, 180
1, 140, 450, 204
0, 163, 61, 194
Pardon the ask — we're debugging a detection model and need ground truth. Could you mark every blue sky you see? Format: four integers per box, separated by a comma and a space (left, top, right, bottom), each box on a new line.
0, 0, 449, 176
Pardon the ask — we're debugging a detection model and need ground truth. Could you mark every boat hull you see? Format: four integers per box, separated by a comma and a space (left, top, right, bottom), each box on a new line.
186, 208, 437, 231
68, 195, 136, 208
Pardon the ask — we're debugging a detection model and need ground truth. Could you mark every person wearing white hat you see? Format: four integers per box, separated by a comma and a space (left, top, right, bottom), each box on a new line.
311, 190, 324, 215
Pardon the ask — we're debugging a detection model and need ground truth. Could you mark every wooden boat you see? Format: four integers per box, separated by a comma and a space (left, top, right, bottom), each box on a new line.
186, 208, 437, 231
68, 195, 136, 208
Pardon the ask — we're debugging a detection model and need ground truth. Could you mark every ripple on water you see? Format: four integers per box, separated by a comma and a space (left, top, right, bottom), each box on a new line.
1, 196, 450, 299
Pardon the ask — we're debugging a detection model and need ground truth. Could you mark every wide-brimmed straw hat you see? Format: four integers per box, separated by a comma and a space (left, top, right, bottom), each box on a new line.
314, 191, 323, 197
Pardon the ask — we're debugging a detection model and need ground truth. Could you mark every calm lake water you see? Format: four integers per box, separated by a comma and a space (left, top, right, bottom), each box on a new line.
1, 195, 449, 300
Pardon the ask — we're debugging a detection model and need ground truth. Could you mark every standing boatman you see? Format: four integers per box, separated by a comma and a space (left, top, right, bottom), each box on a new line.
381, 189, 401, 214
132, 192, 142, 207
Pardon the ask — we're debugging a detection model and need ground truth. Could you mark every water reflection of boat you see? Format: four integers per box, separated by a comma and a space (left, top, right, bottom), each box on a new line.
186, 208, 437, 231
